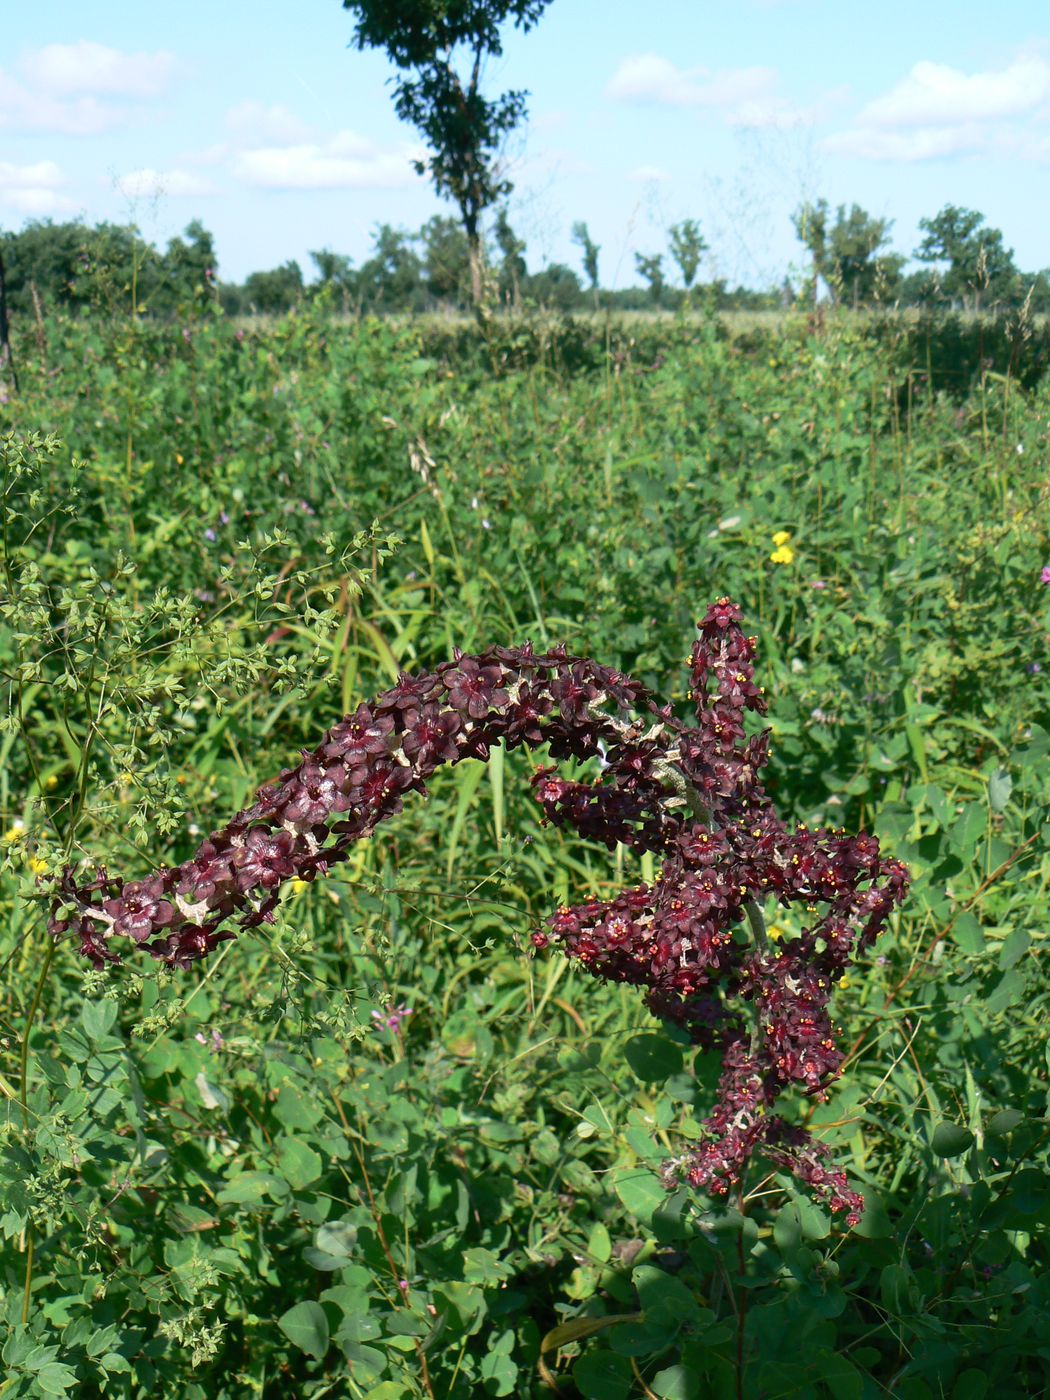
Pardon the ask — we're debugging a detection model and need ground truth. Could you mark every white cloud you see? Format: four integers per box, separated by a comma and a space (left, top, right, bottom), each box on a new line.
858, 57, 1050, 129
0, 73, 121, 135
225, 101, 312, 145
21, 41, 177, 98
823, 54, 1050, 164
823, 125, 987, 162
115, 168, 217, 200
0, 41, 176, 134
0, 159, 76, 215
607, 54, 778, 110
233, 131, 423, 190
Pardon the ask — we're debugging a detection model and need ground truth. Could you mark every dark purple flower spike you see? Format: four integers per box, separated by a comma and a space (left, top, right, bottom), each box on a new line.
51, 600, 907, 1222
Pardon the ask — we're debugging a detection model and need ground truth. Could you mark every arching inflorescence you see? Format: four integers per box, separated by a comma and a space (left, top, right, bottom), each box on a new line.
51, 599, 908, 1223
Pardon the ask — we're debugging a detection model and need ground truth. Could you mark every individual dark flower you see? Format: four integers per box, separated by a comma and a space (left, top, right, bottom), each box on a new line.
440, 657, 509, 718
102, 875, 175, 944
502, 682, 552, 749
400, 705, 462, 766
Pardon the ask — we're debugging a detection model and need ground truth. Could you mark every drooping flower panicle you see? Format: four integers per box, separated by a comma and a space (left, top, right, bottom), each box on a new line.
51, 601, 908, 1223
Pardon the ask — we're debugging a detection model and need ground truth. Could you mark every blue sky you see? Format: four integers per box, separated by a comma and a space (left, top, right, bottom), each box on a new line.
2, 0, 1048, 287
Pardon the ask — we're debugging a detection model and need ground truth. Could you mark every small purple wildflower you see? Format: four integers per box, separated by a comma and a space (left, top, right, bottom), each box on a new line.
194, 1028, 224, 1051
204, 528, 217, 543
371, 1004, 412, 1033
1027, 662, 1042, 675
1041, 565, 1050, 586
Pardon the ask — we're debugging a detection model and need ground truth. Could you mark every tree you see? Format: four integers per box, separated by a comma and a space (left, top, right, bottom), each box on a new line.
0, 221, 87, 314
634, 252, 664, 305
341, 0, 553, 310
161, 220, 217, 310
242, 261, 304, 314
571, 221, 600, 302
522, 261, 581, 309
668, 218, 707, 291
792, 199, 828, 306
915, 205, 1017, 311
793, 200, 902, 307
0, 251, 17, 394
493, 207, 526, 309
419, 215, 472, 307
0, 218, 225, 318
310, 248, 357, 312
357, 224, 422, 312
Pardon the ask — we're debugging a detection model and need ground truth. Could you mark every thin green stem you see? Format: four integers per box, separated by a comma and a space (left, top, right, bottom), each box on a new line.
18, 934, 54, 1123
19, 930, 56, 1325
21, 1229, 34, 1326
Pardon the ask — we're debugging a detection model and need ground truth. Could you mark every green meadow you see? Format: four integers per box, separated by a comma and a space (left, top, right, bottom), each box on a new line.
0, 303, 1047, 1398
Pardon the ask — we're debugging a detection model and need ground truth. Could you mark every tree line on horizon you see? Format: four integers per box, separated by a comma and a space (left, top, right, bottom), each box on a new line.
4, 0, 1044, 326
0, 199, 1047, 323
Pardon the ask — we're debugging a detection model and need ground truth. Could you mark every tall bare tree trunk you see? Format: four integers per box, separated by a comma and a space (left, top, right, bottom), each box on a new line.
30, 280, 47, 367
467, 232, 485, 317
0, 253, 17, 396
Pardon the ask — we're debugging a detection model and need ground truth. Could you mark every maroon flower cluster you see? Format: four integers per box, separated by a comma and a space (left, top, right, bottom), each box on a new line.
49, 644, 663, 969
51, 600, 907, 1224
532, 602, 908, 1224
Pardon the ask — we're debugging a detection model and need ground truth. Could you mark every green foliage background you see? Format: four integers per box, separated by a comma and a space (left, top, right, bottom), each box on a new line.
0, 301, 1047, 1397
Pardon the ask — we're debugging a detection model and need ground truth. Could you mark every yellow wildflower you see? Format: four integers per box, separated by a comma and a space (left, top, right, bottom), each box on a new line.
838, 975, 851, 990
291, 878, 308, 895
767, 925, 784, 942
3, 821, 25, 844
772, 530, 791, 547
29, 857, 48, 877
770, 545, 795, 565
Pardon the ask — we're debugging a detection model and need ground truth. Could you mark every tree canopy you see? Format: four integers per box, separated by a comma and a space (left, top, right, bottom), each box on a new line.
341, 0, 554, 306
793, 200, 902, 306
915, 205, 1017, 310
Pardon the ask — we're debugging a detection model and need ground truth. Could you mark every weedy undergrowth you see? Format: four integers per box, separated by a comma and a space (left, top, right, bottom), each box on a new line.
1, 302, 1047, 1398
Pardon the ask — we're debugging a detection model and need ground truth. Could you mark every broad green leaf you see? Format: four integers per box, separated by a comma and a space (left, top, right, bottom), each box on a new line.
612, 1168, 668, 1222
80, 1000, 117, 1042
572, 1350, 632, 1400
652, 1364, 700, 1400
998, 928, 1029, 970
624, 1033, 684, 1081
987, 968, 1025, 1017
952, 911, 984, 954
988, 767, 1012, 813
273, 1083, 324, 1131
278, 1301, 329, 1359
984, 1108, 1023, 1137
278, 1137, 323, 1190
930, 1122, 974, 1157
